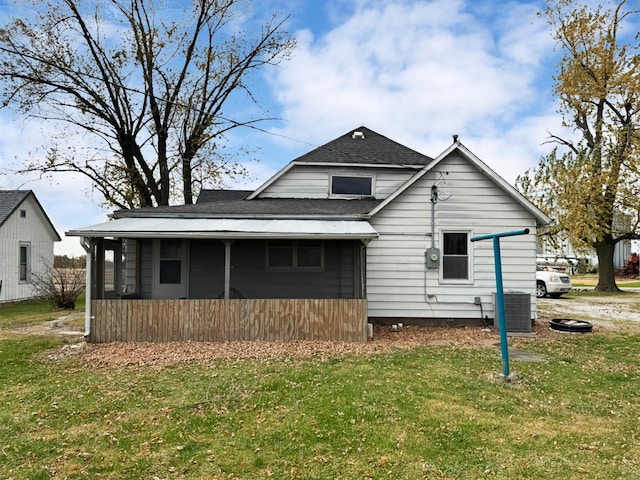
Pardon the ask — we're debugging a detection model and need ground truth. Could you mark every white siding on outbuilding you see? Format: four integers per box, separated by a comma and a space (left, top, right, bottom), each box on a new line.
0, 195, 58, 303
259, 165, 416, 199
367, 152, 538, 322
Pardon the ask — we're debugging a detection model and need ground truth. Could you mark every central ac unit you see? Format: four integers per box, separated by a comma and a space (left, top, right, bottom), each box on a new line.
492, 292, 532, 333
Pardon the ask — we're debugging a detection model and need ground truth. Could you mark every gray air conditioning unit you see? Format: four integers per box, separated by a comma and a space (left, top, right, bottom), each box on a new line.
492, 292, 532, 333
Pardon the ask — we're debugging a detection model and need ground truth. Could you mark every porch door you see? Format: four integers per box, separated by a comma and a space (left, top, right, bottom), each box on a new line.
153, 239, 188, 299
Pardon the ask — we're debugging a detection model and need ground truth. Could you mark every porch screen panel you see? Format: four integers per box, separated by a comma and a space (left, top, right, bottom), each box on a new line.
233, 240, 357, 299
267, 240, 294, 267
297, 241, 322, 267
160, 239, 182, 284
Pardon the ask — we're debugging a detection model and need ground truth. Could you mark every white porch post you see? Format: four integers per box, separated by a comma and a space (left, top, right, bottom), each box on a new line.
80, 237, 94, 338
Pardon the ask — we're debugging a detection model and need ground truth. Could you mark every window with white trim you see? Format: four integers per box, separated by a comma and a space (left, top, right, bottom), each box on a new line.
442, 232, 469, 280
266, 240, 323, 271
330, 175, 373, 196
19, 242, 31, 282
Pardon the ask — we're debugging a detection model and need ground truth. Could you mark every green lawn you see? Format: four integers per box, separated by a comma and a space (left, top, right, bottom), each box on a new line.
0, 295, 84, 330
0, 297, 639, 479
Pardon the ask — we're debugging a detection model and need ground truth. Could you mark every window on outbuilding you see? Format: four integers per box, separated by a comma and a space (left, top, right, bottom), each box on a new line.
19, 242, 31, 282
442, 232, 469, 280
330, 175, 372, 196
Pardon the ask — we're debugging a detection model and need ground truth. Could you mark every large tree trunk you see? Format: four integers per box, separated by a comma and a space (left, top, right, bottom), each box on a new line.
594, 236, 621, 292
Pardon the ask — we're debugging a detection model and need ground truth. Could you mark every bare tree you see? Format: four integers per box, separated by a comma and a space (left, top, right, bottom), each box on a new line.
0, 0, 295, 208
32, 262, 86, 310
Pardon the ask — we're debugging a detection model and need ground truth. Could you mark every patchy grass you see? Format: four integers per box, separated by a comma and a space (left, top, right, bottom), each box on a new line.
0, 295, 84, 330
1, 324, 640, 478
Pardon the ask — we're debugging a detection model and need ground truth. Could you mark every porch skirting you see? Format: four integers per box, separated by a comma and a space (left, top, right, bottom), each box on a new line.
89, 299, 368, 343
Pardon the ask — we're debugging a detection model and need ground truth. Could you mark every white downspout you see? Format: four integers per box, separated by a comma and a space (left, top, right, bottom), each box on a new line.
80, 237, 93, 339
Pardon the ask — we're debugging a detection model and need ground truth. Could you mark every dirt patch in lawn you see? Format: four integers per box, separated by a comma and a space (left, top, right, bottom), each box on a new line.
51, 325, 500, 369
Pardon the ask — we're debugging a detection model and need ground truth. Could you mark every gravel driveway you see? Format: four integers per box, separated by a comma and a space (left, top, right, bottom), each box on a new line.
537, 290, 640, 328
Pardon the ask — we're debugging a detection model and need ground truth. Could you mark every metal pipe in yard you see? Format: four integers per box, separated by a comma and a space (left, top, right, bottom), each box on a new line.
471, 228, 530, 378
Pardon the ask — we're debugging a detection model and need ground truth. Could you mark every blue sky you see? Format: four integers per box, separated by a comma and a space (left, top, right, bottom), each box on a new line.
0, 0, 605, 255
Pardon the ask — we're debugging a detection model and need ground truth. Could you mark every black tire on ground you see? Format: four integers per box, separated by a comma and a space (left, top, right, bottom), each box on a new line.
536, 281, 547, 298
549, 318, 593, 333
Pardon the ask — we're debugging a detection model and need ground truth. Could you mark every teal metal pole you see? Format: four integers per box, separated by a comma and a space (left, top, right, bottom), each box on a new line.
471, 228, 529, 378
492, 236, 509, 377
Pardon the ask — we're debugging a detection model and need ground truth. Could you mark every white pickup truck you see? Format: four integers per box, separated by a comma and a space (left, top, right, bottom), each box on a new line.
536, 267, 572, 298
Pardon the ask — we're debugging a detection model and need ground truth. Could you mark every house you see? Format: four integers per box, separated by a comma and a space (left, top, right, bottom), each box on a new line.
0, 190, 61, 303
67, 127, 550, 342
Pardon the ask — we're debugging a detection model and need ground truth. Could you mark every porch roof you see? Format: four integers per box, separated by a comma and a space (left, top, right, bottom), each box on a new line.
66, 217, 378, 240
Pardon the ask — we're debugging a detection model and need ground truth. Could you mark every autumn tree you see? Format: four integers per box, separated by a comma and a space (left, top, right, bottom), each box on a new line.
0, 0, 295, 208
517, 0, 640, 291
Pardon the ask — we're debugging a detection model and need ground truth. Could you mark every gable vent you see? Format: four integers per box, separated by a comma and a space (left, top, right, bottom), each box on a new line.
352, 131, 365, 139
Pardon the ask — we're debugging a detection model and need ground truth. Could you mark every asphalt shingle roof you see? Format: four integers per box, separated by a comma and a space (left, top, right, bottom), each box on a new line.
114, 197, 382, 218
291, 126, 433, 166
196, 190, 252, 203
0, 190, 30, 227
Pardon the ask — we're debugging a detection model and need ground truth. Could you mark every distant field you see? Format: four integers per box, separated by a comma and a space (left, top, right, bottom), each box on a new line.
571, 275, 640, 287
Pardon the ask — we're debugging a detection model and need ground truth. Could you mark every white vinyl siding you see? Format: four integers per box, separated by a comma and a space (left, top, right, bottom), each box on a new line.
121, 239, 138, 295
367, 152, 538, 321
259, 165, 416, 199
0, 195, 57, 303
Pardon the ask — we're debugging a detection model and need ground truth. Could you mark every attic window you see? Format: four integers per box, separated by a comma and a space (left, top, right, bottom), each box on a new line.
352, 131, 365, 139
20, 209, 26, 218
330, 175, 373, 196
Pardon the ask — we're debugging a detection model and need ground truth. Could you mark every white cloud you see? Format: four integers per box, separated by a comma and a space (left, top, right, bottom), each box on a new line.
0, 0, 569, 259
265, 0, 561, 182
0, 115, 107, 257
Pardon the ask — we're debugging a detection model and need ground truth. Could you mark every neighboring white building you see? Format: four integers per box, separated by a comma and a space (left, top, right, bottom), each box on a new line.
0, 190, 61, 303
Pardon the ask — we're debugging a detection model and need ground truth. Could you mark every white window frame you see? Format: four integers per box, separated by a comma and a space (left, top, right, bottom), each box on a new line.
19, 242, 31, 283
265, 240, 325, 272
440, 231, 473, 284
329, 173, 375, 198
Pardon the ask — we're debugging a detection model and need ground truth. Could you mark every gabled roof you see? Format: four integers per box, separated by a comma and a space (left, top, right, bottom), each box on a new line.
0, 190, 30, 226
0, 190, 62, 240
291, 126, 433, 166
248, 126, 431, 199
368, 141, 551, 225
